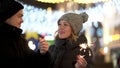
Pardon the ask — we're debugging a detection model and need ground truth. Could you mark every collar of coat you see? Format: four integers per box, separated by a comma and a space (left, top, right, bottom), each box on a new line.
54, 35, 88, 50
0, 22, 22, 38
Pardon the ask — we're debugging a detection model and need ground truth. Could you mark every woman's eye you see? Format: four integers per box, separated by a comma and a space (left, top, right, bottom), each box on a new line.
64, 24, 69, 26
58, 23, 61, 26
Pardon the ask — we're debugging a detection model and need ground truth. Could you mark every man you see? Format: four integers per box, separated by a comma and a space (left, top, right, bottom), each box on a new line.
0, 0, 50, 68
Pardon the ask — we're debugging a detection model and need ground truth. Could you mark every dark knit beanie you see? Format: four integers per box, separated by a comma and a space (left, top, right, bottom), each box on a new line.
0, 0, 24, 22
58, 12, 88, 36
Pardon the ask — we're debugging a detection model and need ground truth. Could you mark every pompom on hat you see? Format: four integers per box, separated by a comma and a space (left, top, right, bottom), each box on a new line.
0, 0, 24, 22
58, 12, 88, 36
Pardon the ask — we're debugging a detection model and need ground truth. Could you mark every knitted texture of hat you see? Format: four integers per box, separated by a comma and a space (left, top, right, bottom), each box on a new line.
58, 12, 88, 35
0, 0, 23, 22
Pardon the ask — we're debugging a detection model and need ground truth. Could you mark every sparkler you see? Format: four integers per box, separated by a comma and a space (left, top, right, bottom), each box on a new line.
79, 43, 92, 57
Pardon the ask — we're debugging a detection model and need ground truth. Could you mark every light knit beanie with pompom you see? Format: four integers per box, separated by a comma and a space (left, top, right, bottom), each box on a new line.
58, 12, 88, 36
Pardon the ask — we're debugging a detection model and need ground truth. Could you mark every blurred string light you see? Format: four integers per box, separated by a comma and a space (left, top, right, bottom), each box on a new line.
103, 46, 108, 54
37, 0, 110, 4
28, 41, 36, 50
110, 34, 120, 41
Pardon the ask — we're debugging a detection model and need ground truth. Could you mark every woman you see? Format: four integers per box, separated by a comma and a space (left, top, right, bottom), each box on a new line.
39, 12, 93, 68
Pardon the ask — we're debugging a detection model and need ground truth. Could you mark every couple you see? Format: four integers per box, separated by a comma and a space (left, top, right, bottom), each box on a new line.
0, 0, 93, 68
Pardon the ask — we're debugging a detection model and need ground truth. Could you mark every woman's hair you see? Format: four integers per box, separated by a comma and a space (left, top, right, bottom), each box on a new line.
54, 30, 87, 44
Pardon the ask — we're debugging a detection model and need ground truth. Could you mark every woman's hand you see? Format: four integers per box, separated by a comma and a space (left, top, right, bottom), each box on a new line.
38, 37, 49, 54
75, 55, 87, 68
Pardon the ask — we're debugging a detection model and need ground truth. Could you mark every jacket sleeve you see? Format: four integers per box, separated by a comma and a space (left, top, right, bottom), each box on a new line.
25, 50, 51, 68
85, 48, 93, 68
37, 51, 51, 68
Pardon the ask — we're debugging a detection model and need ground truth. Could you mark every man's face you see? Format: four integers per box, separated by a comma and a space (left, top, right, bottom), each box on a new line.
5, 9, 23, 28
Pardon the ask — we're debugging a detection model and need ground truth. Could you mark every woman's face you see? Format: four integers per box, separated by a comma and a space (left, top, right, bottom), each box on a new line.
58, 20, 72, 39
5, 9, 23, 28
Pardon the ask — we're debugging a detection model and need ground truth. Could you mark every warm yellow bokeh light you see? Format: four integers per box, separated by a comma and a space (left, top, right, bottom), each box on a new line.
37, 0, 110, 4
